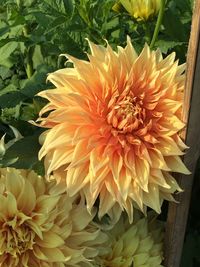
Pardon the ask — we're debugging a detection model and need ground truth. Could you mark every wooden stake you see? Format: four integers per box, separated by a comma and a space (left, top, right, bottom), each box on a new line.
164, 1, 200, 267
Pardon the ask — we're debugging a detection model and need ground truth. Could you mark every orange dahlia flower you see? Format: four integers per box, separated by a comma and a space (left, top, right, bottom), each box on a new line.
0, 168, 107, 266
36, 38, 190, 222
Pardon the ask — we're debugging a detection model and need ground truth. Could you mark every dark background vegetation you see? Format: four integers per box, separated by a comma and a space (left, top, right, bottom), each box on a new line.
0, 0, 197, 265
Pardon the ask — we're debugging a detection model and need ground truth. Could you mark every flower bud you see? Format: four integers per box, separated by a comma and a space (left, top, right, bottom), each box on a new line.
120, 0, 161, 21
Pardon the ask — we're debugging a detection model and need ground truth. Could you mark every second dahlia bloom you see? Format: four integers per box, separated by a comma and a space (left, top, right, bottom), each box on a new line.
94, 212, 164, 267
36, 38, 189, 222
0, 168, 107, 266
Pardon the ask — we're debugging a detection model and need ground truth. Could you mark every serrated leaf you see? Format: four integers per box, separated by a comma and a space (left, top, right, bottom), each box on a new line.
105, 17, 119, 30
155, 40, 185, 54
63, 0, 74, 18
44, 16, 67, 34
43, 0, 66, 16
58, 33, 85, 59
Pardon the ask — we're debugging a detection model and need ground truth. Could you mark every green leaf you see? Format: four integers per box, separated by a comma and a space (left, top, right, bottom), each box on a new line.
44, 16, 67, 34
103, 17, 119, 31
20, 99, 44, 121
0, 37, 27, 48
155, 40, 185, 54
0, 84, 17, 96
0, 42, 18, 63
0, 66, 12, 80
21, 64, 54, 97
63, 0, 74, 18
0, 105, 21, 123
0, 91, 26, 108
175, 0, 193, 13
31, 11, 52, 28
43, 0, 66, 16
163, 9, 187, 42
0, 132, 43, 170
41, 42, 61, 56
57, 33, 85, 59
32, 160, 45, 176
0, 26, 10, 36
0, 65, 49, 117
32, 45, 44, 69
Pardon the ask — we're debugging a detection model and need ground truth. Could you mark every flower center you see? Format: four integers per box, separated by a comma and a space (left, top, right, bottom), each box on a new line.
107, 93, 146, 134
1, 216, 35, 257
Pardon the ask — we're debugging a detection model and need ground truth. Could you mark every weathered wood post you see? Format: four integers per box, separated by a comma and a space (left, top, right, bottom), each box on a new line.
165, 1, 200, 267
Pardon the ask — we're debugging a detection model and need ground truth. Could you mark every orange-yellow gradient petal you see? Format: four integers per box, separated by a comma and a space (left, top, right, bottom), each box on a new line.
0, 168, 107, 267
36, 37, 190, 222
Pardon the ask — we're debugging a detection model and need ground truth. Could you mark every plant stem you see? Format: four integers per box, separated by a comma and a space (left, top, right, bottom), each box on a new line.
23, 26, 34, 79
150, 0, 166, 49
26, 50, 34, 79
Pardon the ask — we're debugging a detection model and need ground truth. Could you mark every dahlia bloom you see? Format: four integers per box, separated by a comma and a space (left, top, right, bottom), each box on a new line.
0, 168, 107, 266
36, 38, 190, 222
120, 0, 161, 21
95, 212, 164, 267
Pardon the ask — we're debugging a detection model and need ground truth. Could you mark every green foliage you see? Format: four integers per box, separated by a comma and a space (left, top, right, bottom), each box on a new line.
0, 1, 196, 263
0, 130, 44, 174
160, 0, 193, 62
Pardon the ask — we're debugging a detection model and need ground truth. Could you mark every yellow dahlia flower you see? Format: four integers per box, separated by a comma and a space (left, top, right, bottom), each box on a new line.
120, 0, 161, 21
0, 168, 107, 266
95, 212, 164, 267
36, 38, 190, 222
